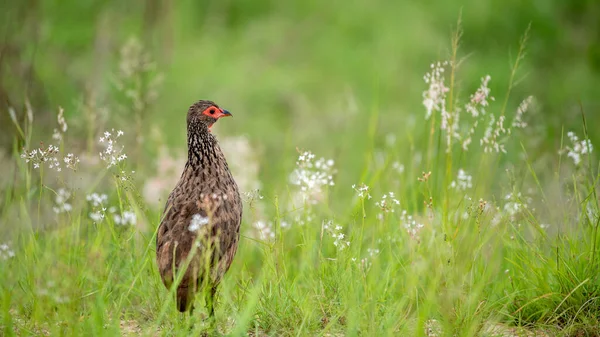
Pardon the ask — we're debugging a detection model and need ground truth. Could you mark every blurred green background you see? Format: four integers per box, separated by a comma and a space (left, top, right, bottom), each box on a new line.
1, 0, 599, 189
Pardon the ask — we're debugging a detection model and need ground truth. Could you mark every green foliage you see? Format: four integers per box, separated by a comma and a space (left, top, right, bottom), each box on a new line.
1, 1, 599, 336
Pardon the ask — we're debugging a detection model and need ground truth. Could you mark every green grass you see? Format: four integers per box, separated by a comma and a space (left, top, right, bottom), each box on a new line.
1, 1, 600, 336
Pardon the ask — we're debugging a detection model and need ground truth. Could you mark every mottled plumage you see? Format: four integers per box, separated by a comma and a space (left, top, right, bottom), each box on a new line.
156, 100, 242, 315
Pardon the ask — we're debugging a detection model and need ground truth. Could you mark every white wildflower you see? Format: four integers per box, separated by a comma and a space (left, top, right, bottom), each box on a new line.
114, 210, 136, 226
0, 242, 15, 260
480, 114, 508, 153
401, 210, 424, 240
512, 96, 533, 128
52, 188, 72, 214
98, 129, 127, 169
352, 183, 372, 200
392, 161, 405, 174
188, 214, 210, 232
253, 220, 275, 241
465, 75, 494, 118
375, 192, 400, 214
87, 193, 109, 223
63, 153, 80, 171
323, 220, 350, 251
290, 151, 336, 204
86, 193, 108, 207
450, 169, 473, 191
422, 61, 449, 120
562, 131, 593, 166
20, 143, 62, 172
367, 247, 380, 257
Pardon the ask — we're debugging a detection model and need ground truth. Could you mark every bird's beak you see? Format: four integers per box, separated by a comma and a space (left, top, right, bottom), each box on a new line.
221, 109, 232, 117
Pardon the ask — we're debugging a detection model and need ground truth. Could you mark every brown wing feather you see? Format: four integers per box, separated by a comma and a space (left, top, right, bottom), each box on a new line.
156, 188, 241, 312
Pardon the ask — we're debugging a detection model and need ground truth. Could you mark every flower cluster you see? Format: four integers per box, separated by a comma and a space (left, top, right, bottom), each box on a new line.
86, 193, 108, 222
188, 214, 210, 232
241, 189, 264, 205
52, 188, 73, 214
422, 63, 533, 154
114, 210, 136, 226
63, 153, 80, 171
563, 131, 593, 166
289, 151, 336, 204
375, 192, 400, 215
367, 247, 380, 257
0, 243, 15, 260
98, 129, 127, 168
450, 169, 473, 191
392, 161, 405, 174
323, 220, 350, 251
502, 192, 530, 221
401, 210, 424, 240
512, 96, 533, 128
465, 75, 494, 118
85, 192, 137, 226
423, 61, 450, 120
480, 114, 508, 153
87, 193, 108, 207
253, 220, 275, 241
20, 143, 61, 171
352, 183, 372, 200
293, 211, 315, 227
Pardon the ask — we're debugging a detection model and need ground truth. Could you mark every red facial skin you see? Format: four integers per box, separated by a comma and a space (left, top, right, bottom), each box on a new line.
201, 106, 232, 131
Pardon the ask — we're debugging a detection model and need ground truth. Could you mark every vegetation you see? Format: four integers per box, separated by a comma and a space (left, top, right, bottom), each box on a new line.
1, 1, 599, 336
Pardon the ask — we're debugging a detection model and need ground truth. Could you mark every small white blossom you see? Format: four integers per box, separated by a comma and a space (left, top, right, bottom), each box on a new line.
480, 114, 508, 153
90, 212, 104, 222
20, 143, 62, 172
0, 242, 15, 260
323, 220, 350, 251
450, 169, 473, 191
63, 153, 80, 171
422, 61, 450, 120
512, 96, 533, 128
242, 189, 264, 204
86, 193, 108, 207
375, 192, 400, 215
188, 214, 209, 232
290, 151, 336, 204
252, 220, 275, 241
114, 210, 136, 226
392, 162, 405, 174
98, 129, 128, 169
367, 247, 380, 257
401, 210, 424, 240
52, 188, 72, 214
86, 193, 109, 223
465, 75, 494, 118
352, 183, 372, 200
562, 131, 593, 166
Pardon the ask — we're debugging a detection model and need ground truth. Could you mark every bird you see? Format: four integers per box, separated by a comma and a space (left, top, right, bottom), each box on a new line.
156, 100, 243, 317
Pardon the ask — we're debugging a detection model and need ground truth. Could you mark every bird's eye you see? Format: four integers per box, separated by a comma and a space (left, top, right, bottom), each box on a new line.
209, 109, 216, 114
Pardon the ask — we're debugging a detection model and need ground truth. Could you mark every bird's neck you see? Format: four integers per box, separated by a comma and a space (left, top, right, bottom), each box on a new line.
186, 121, 221, 168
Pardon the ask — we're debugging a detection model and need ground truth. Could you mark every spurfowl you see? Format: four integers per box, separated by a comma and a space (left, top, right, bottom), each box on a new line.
156, 100, 242, 316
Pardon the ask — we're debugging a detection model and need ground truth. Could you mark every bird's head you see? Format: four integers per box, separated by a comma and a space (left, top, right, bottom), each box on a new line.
187, 100, 232, 132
